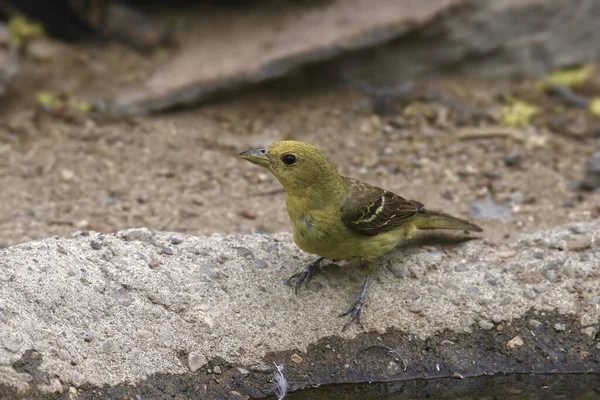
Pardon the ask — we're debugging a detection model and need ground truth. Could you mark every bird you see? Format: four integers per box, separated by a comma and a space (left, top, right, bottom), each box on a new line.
239, 140, 482, 329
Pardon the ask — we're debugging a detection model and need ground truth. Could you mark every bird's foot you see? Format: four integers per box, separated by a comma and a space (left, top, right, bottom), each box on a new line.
287, 257, 324, 294
339, 274, 371, 331
340, 297, 365, 330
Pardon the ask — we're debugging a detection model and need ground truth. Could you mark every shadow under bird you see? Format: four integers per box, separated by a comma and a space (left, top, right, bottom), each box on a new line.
239, 140, 482, 329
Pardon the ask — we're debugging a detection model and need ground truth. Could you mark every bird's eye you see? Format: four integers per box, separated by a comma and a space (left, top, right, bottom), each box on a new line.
281, 153, 297, 165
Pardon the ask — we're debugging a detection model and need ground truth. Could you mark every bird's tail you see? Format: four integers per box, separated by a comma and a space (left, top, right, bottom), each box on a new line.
412, 209, 482, 232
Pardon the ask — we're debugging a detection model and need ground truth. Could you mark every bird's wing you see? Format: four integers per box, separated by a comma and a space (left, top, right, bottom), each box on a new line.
341, 177, 423, 236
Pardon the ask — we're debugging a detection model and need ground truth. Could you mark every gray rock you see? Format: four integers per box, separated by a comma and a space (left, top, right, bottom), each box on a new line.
160, 246, 174, 255
254, 258, 268, 269
90, 239, 103, 250
504, 151, 522, 167
388, 264, 410, 278
528, 319, 542, 330
469, 200, 513, 221
188, 352, 207, 372
554, 323, 567, 332
0, 221, 597, 396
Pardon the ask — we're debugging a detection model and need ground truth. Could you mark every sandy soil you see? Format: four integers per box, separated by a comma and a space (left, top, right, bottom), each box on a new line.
0, 33, 599, 249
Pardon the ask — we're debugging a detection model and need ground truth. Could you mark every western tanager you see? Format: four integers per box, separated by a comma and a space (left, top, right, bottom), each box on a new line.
239, 141, 482, 329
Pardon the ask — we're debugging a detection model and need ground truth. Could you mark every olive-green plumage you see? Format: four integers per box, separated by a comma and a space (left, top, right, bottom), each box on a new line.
239, 140, 482, 328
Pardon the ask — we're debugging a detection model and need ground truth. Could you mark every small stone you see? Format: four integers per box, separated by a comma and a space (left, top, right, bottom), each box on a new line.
469, 200, 513, 221
465, 287, 480, 297
542, 269, 557, 283
499, 296, 512, 305
1, 339, 20, 353
249, 364, 272, 373
523, 288, 537, 300
188, 352, 207, 372
388, 264, 410, 278
568, 236, 592, 252
56, 245, 68, 255
229, 390, 250, 400
504, 150, 522, 167
405, 290, 420, 300
254, 258, 268, 269
213, 366, 222, 374
528, 319, 542, 330
454, 264, 468, 272
428, 286, 445, 298
237, 368, 249, 376
233, 247, 253, 257
581, 326, 598, 339
386, 360, 402, 376
532, 251, 544, 260
506, 336, 524, 349
484, 272, 498, 286
61, 169, 75, 182
119, 228, 153, 242
160, 246, 174, 255
290, 353, 303, 364
148, 259, 162, 269
407, 303, 423, 314
240, 210, 257, 220
478, 320, 494, 330
554, 323, 567, 332
169, 236, 184, 245
90, 239, 103, 250
83, 329, 95, 342
580, 152, 600, 190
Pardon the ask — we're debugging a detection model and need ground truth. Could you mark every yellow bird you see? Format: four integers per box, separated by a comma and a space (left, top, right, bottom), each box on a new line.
239, 141, 482, 329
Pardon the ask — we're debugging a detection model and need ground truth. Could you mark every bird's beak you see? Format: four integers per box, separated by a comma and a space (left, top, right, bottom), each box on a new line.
238, 148, 270, 168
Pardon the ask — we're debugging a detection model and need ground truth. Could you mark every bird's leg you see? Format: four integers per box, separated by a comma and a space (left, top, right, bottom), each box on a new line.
287, 256, 325, 294
340, 261, 375, 330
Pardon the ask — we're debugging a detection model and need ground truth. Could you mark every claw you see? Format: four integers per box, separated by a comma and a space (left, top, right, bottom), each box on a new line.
287, 257, 324, 294
340, 274, 371, 331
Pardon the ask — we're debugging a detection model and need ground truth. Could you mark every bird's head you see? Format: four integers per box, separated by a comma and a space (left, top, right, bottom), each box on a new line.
239, 140, 340, 194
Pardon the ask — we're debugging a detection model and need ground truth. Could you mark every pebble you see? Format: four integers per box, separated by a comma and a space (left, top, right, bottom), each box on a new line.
188, 352, 207, 372
454, 264, 468, 272
531, 251, 544, 260
169, 236, 184, 245
465, 287, 480, 297
581, 326, 598, 339
484, 272, 498, 286
160, 246, 174, 255
291, 353, 303, 364
254, 258, 268, 269
386, 360, 402, 376
580, 152, 600, 190
522, 288, 537, 300
506, 336, 524, 349
405, 290, 420, 300
249, 364, 273, 373
504, 150, 522, 167
428, 286, 445, 298
499, 296, 512, 306
90, 239, 103, 250
229, 391, 250, 400
237, 368, 249, 376
528, 319, 542, 330
233, 247, 253, 258
469, 200, 513, 221
120, 228, 153, 242
213, 366, 222, 374
542, 269, 557, 283
554, 323, 567, 332
407, 303, 423, 314
388, 264, 410, 278
83, 329, 95, 342
568, 236, 592, 252
148, 259, 162, 269
478, 320, 494, 330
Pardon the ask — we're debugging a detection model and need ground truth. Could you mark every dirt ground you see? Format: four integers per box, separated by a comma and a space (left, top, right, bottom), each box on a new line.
0, 33, 599, 249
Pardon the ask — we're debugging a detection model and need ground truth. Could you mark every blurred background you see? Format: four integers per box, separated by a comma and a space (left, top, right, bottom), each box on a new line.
0, 0, 599, 249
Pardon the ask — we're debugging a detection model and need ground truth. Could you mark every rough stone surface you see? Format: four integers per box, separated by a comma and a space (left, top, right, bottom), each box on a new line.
0, 222, 598, 398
